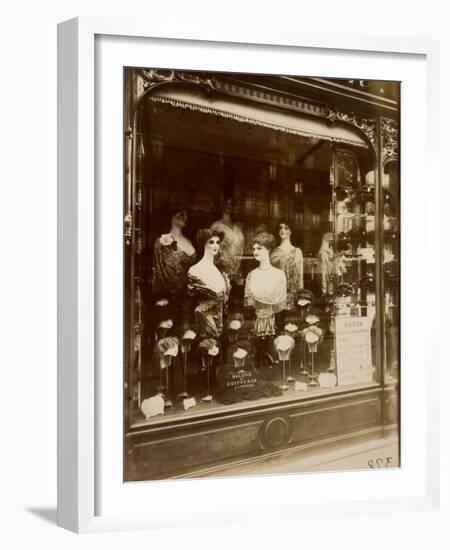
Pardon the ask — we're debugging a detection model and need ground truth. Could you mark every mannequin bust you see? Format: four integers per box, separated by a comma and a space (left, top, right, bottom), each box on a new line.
211, 196, 245, 282
318, 232, 346, 296
270, 221, 304, 310
188, 229, 230, 339
244, 232, 287, 337
166, 209, 195, 256
189, 231, 226, 293
152, 207, 196, 297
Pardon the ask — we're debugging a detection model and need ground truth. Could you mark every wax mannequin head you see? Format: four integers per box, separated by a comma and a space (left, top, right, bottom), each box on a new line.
196, 228, 223, 260
157, 202, 190, 239
319, 232, 333, 253
205, 235, 220, 256
223, 197, 233, 215
253, 243, 269, 264
253, 232, 276, 265
277, 221, 293, 243
276, 220, 302, 247
170, 209, 188, 230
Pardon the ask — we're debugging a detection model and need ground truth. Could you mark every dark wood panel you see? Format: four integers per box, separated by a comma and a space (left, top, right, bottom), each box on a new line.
129, 422, 261, 480
125, 387, 390, 481
383, 386, 399, 425
289, 397, 381, 443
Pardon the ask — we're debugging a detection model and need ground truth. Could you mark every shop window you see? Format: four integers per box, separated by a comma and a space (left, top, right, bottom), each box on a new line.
132, 98, 384, 423
383, 161, 400, 383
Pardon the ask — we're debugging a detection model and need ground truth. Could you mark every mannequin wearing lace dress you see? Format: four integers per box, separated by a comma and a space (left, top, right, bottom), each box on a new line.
270, 221, 304, 311
318, 232, 346, 296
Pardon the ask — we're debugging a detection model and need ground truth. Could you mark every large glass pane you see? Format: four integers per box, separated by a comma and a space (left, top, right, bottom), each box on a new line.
383, 161, 400, 383
323, 150, 379, 388
128, 96, 382, 423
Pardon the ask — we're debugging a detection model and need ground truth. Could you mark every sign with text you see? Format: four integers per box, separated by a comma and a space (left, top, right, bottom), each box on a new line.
336, 314, 374, 386
221, 368, 259, 390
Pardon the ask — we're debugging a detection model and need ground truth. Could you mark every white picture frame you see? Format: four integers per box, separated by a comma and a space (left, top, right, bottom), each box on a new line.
57, 16, 441, 533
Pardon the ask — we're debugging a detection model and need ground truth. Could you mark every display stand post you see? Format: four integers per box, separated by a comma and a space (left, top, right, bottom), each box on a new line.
160, 356, 173, 408
178, 334, 195, 399
280, 358, 289, 390
202, 355, 213, 402
308, 348, 319, 387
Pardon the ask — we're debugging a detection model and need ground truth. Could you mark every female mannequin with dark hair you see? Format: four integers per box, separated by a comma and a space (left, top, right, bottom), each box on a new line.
270, 220, 304, 311
187, 228, 230, 340
150, 206, 196, 391
152, 207, 196, 299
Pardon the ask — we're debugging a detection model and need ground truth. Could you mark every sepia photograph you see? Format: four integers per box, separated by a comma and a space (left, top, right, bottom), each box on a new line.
123, 68, 400, 481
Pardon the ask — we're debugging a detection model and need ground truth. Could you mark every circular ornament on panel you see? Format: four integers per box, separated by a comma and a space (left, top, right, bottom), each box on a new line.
259, 415, 293, 450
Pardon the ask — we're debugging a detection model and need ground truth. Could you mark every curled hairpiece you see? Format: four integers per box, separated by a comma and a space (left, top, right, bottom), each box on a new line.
274, 219, 301, 246
253, 232, 276, 251
196, 228, 224, 250
157, 200, 189, 233
276, 219, 292, 231
159, 200, 188, 223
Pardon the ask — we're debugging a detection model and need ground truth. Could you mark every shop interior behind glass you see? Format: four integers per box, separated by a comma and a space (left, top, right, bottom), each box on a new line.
130, 96, 399, 421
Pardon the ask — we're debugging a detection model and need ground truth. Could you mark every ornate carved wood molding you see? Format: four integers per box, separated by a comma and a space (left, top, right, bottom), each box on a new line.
140, 69, 217, 93
326, 108, 376, 147
140, 69, 331, 118
381, 118, 399, 165
136, 71, 398, 160
124, 212, 132, 245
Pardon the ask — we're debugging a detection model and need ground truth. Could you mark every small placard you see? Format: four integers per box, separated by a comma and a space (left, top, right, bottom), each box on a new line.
183, 397, 196, 410
223, 369, 259, 390
318, 372, 337, 389
141, 394, 164, 419
216, 362, 261, 401
359, 247, 375, 263
336, 315, 374, 386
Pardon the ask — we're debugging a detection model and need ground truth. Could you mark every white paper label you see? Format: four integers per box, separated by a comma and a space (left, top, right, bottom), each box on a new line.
141, 394, 165, 419
359, 247, 375, 263
183, 397, 197, 410
318, 372, 337, 389
335, 315, 374, 386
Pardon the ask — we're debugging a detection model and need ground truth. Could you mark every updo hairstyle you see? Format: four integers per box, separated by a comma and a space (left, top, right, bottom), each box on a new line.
196, 228, 224, 250
253, 232, 276, 251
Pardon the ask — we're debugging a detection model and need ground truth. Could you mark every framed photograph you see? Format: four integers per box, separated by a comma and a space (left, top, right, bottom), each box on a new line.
58, 17, 440, 533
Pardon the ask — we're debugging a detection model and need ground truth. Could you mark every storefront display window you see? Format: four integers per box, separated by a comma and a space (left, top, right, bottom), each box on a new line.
124, 77, 398, 423
123, 70, 401, 481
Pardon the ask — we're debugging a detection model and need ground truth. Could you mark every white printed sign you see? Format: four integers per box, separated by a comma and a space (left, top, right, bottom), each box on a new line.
335, 314, 375, 386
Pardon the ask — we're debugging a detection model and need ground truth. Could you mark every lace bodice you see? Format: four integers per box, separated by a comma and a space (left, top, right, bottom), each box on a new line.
270, 246, 303, 310
244, 266, 287, 309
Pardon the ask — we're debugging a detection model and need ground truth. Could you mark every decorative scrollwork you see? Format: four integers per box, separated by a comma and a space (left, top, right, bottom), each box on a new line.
142, 68, 176, 85
346, 79, 369, 89
141, 69, 217, 93
124, 211, 132, 246
327, 108, 376, 146
381, 118, 399, 164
